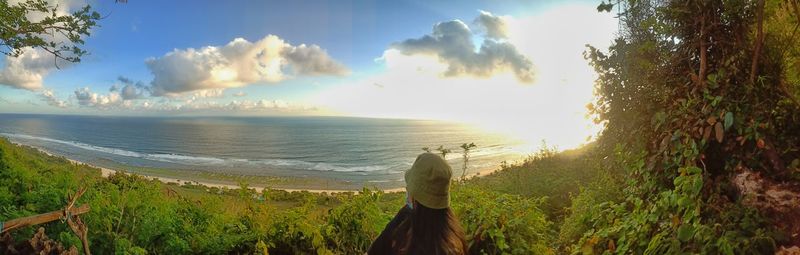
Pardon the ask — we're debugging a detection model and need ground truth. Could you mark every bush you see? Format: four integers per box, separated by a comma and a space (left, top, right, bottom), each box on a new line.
557, 169, 624, 251
264, 205, 329, 254
323, 188, 390, 254
452, 185, 555, 255
470, 144, 603, 219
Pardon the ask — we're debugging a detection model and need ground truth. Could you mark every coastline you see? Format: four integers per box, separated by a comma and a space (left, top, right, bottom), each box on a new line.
18, 141, 503, 194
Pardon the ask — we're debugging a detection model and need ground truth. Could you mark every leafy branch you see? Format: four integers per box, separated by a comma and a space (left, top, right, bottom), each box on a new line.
0, 0, 102, 68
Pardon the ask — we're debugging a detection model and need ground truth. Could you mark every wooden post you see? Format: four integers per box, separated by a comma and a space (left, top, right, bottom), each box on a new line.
0, 204, 90, 234
1, 188, 92, 254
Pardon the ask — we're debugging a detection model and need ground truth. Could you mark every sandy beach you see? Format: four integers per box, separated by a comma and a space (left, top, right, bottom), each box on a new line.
76, 156, 406, 194
22, 142, 502, 194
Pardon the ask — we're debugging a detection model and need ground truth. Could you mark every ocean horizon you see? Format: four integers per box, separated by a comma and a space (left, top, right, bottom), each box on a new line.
0, 113, 526, 188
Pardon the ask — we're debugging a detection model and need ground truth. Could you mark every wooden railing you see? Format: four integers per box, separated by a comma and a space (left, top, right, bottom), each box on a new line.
0, 188, 92, 255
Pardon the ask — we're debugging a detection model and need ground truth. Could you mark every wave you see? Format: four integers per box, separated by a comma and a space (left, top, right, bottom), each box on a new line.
246, 159, 391, 172
1, 133, 145, 158
0, 133, 392, 173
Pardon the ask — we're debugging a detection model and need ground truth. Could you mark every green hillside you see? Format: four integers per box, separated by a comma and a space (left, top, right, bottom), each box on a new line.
0, 138, 559, 254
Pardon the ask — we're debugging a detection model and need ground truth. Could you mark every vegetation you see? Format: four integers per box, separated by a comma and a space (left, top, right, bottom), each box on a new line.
2, 0, 800, 254
459, 143, 477, 180
570, 0, 800, 253
0, 138, 555, 254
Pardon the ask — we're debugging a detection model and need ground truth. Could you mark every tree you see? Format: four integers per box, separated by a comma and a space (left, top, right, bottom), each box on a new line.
459, 142, 476, 180
435, 145, 451, 158
576, 0, 800, 253
0, 0, 102, 67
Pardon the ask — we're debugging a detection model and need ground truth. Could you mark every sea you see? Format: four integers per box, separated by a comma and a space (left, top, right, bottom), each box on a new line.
0, 114, 527, 189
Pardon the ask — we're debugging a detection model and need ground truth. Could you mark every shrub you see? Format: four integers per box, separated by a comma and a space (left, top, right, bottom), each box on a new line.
323, 188, 390, 254
452, 185, 554, 255
557, 169, 624, 251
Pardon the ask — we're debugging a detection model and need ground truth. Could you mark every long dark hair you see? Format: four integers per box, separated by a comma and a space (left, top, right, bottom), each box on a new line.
390, 201, 468, 255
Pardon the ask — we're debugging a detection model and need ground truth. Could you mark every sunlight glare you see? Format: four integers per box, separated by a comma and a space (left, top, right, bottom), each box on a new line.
312, 4, 617, 151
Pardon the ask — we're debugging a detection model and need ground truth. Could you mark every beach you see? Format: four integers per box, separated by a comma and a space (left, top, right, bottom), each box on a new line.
0, 114, 523, 191
28, 142, 503, 194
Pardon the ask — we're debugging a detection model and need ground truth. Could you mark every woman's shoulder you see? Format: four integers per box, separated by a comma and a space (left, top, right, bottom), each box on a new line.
367, 206, 412, 255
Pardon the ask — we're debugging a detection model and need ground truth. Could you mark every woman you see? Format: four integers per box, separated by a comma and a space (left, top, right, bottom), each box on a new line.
368, 152, 469, 255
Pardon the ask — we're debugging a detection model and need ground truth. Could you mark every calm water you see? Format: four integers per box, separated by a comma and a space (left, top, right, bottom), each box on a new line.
0, 114, 525, 187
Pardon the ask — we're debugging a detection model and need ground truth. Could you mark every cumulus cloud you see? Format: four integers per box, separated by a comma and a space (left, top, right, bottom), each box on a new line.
74, 87, 123, 109
111, 76, 148, 100
390, 12, 534, 82
145, 35, 348, 96
227, 99, 290, 110
474, 10, 509, 39
55, 83, 313, 114
283, 44, 350, 75
0, 48, 67, 90
233, 91, 247, 97
39, 89, 68, 108
130, 98, 313, 114
119, 84, 143, 100
116, 76, 135, 85
190, 89, 225, 99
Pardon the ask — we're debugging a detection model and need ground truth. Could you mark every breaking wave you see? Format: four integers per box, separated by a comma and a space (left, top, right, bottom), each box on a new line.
1, 133, 391, 173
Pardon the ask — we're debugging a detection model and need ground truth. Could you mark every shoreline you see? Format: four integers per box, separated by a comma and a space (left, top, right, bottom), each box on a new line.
15, 141, 504, 194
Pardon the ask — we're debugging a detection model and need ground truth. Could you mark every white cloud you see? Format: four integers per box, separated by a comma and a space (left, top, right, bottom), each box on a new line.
475, 10, 509, 39
390, 12, 534, 83
225, 99, 290, 110
232, 91, 247, 97
119, 84, 142, 100
132, 98, 312, 114
190, 89, 225, 99
0, 48, 67, 90
39, 89, 68, 108
145, 35, 348, 96
65, 85, 313, 113
111, 76, 147, 100
283, 44, 350, 76
74, 87, 123, 109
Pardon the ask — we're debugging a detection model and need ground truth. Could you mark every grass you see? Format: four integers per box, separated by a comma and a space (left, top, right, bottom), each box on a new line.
470, 143, 608, 220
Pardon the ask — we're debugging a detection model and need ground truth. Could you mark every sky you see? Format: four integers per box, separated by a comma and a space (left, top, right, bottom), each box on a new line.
0, 0, 618, 149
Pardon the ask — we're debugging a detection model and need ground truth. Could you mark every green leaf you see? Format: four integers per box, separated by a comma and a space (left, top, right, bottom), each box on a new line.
690, 177, 703, 196
676, 224, 695, 242
707, 73, 718, 88
724, 112, 733, 130
790, 159, 800, 169
686, 166, 702, 175
717, 237, 734, 255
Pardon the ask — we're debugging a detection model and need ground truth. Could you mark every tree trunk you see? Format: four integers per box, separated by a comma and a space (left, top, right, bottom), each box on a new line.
750, 0, 766, 84
699, 16, 708, 87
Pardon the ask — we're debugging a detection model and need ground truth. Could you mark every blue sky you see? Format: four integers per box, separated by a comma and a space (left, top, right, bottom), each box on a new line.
0, 0, 617, 148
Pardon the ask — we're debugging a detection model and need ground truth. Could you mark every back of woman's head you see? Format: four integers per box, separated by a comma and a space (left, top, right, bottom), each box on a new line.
392, 202, 468, 255
391, 152, 468, 255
